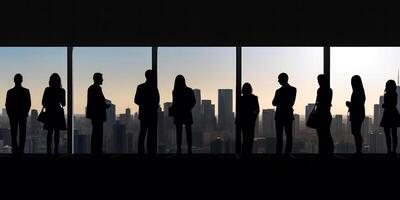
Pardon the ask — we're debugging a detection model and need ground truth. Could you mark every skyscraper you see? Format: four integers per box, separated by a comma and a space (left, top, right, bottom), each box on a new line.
262, 109, 275, 138
202, 100, 216, 131
305, 103, 315, 124
218, 89, 234, 133
113, 120, 127, 153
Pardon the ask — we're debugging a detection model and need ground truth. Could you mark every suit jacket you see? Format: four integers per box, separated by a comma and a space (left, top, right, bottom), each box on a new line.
86, 84, 108, 122
134, 82, 160, 121
6, 86, 31, 119
272, 85, 296, 122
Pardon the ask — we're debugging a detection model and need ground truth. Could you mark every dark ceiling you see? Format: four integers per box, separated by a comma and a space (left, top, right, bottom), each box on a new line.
1, 0, 398, 46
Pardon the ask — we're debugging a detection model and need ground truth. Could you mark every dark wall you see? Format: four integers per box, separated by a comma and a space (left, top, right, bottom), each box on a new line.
0, 0, 398, 45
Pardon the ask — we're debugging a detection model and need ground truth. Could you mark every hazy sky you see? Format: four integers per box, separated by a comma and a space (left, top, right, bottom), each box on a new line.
1, 47, 399, 117
0, 47, 67, 113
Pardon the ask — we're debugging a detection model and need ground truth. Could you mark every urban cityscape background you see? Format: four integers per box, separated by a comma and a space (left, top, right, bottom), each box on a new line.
0, 47, 399, 154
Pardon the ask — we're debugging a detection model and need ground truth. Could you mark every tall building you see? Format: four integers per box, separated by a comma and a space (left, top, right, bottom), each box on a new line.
113, 120, 127, 153
305, 103, 315, 124
192, 89, 202, 123
2, 108, 7, 117
332, 114, 345, 142
218, 89, 234, 133
202, 100, 216, 131
29, 109, 40, 136
262, 109, 275, 138
105, 99, 116, 152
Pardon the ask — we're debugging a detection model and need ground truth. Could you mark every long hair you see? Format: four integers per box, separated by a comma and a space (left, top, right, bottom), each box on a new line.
385, 79, 397, 93
351, 75, 365, 96
174, 75, 186, 91
242, 82, 253, 96
49, 73, 62, 88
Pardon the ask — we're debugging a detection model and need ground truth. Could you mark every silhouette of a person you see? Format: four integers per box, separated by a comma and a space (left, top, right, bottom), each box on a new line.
134, 70, 160, 156
272, 73, 296, 156
380, 80, 400, 156
171, 75, 196, 155
236, 82, 260, 156
345, 75, 365, 156
5, 74, 31, 156
86, 73, 110, 156
315, 74, 334, 156
42, 73, 66, 156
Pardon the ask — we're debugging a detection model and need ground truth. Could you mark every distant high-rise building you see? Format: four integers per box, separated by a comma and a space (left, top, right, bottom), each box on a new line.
332, 114, 345, 142
218, 89, 234, 133
29, 109, 40, 136
202, 100, 216, 131
305, 103, 315, 124
75, 130, 90, 153
113, 120, 127, 153
193, 89, 202, 122
104, 99, 116, 152
2, 108, 7, 117
262, 109, 275, 138
163, 102, 173, 117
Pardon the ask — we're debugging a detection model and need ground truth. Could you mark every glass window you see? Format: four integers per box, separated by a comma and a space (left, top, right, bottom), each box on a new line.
73, 47, 151, 154
158, 47, 236, 153
331, 47, 400, 153
0, 47, 67, 154
243, 47, 323, 153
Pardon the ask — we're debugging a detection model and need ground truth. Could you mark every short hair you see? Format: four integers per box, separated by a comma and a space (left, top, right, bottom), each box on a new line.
145, 70, 154, 79
278, 73, 289, 82
93, 73, 103, 81
14, 73, 23, 83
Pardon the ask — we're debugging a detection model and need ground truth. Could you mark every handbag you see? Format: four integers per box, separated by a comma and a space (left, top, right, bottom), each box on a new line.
306, 105, 318, 129
37, 107, 47, 123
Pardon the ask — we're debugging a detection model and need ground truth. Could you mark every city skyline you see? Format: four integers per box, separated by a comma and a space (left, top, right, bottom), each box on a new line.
1, 47, 400, 117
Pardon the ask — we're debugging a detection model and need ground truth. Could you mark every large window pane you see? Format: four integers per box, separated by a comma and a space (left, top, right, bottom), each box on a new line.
158, 47, 236, 153
73, 47, 151, 154
331, 47, 400, 153
243, 47, 323, 153
0, 47, 67, 154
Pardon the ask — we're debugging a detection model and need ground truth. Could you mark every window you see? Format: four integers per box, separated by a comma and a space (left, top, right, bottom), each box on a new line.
73, 47, 151, 154
331, 47, 400, 153
242, 47, 323, 153
158, 47, 236, 153
0, 47, 67, 154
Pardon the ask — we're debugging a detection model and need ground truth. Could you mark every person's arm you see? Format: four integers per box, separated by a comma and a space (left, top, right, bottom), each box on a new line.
272, 90, 278, 106
5, 90, 10, 115
189, 89, 196, 109
134, 85, 142, 106
61, 89, 66, 107
254, 97, 260, 117
289, 88, 297, 107
26, 90, 31, 114
41, 89, 47, 107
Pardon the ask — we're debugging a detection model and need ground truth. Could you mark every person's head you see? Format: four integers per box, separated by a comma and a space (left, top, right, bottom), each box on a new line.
174, 75, 186, 90
317, 74, 329, 88
145, 69, 155, 84
385, 79, 397, 93
49, 73, 62, 88
93, 73, 103, 85
14, 73, 23, 86
278, 73, 289, 86
351, 75, 364, 93
242, 82, 253, 96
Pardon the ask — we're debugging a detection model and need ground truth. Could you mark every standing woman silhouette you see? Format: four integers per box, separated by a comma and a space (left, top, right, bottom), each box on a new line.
172, 75, 196, 155
236, 83, 260, 156
346, 75, 366, 156
315, 74, 334, 156
42, 73, 66, 156
380, 80, 400, 156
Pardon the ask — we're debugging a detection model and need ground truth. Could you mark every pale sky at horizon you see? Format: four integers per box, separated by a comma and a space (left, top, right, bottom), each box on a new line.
0, 47, 399, 117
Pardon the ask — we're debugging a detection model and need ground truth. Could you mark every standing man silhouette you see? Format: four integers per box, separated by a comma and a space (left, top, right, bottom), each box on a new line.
135, 70, 160, 156
86, 73, 110, 156
6, 74, 31, 156
272, 73, 296, 156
